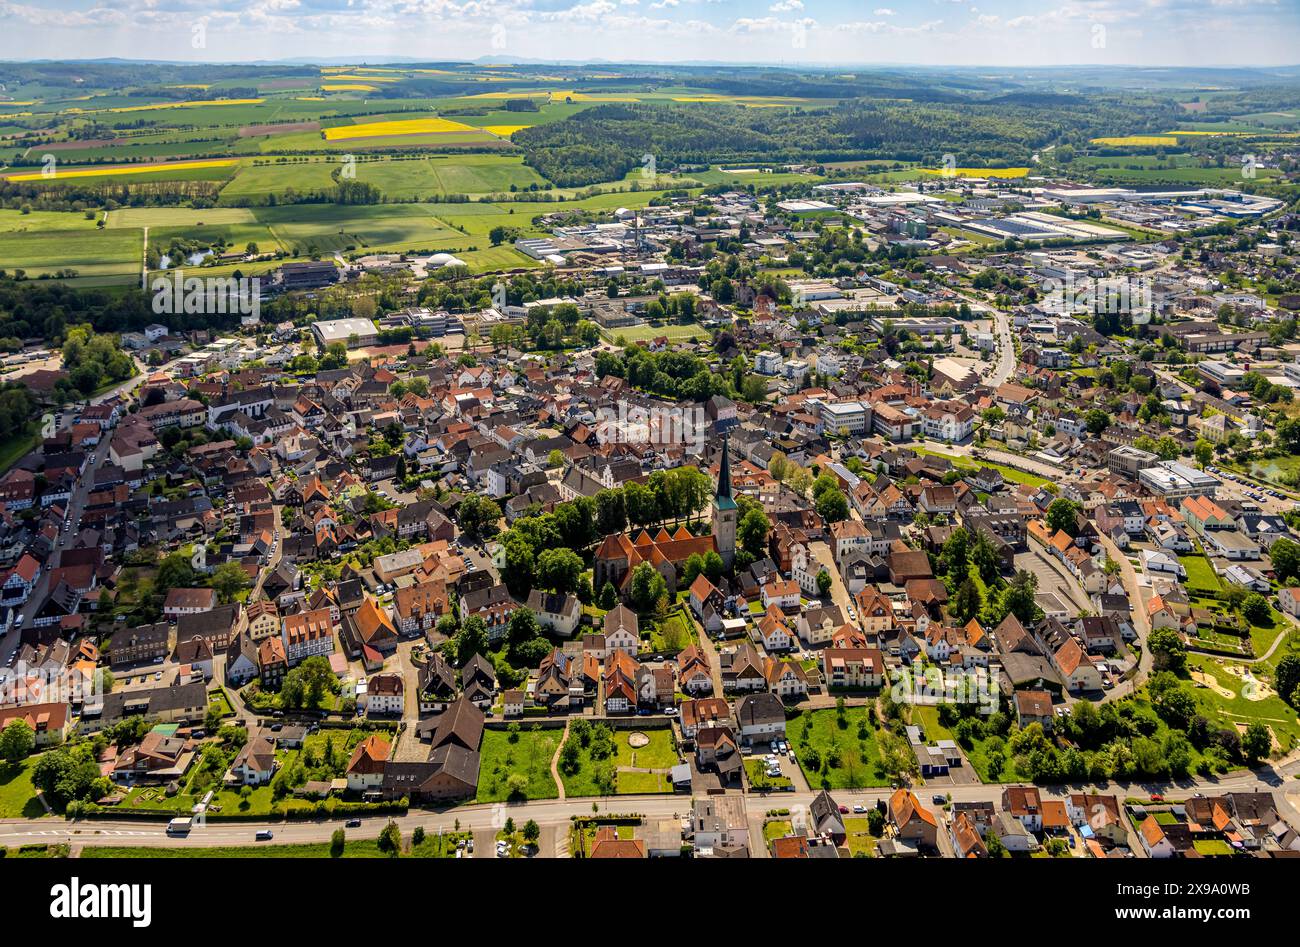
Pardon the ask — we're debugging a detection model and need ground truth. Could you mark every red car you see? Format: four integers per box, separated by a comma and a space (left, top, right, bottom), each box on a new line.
838, 805, 850, 814
1149, 793, 1164, 803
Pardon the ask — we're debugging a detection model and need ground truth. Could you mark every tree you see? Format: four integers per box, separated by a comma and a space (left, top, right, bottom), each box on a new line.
1271, 537, 1300, 583
768, 451, 789, 482
280, 655, 340, 709
210, 561, 250, 604
502, 536, 535, 599
971, 528, 999, 582
536, 547, 584, 595
330, 828, 346, 858
628, 562, 667, 612
377, 820, 402, 856
738, 507, 770, 558
952, 576, 983, 624
523, 819, 540, 844
507, 608, 541, 646
1084, 409, 1110, 435
1240, 593, 1271, 627
816, 569, 832, 598
1193, 438, 1214, 467
598, 581, 618, 610
155, 552, 197, 592
814, 486, 849, 524
1242, 721, 1273, 762
1276, 655, 1300, 709
1147, 627, 1187, 673
940, 528, 970, 579
1045, 497, 1082, 535
0, 719, 34, 764
1000, 569, 1040, 624
457, 495, 502, 541
506, 772, 530, 799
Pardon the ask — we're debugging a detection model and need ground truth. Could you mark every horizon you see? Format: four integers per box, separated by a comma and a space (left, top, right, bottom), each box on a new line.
0, 0, 1297, 69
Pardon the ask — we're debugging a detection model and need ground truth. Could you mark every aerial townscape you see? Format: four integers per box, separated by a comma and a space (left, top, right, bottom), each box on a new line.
2, 42, 1300, 878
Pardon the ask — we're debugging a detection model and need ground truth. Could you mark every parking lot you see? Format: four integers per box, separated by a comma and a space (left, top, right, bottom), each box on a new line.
1013, 548, 1088, 613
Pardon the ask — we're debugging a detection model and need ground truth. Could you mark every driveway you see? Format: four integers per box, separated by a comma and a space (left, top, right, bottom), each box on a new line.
808, 539, 853, 616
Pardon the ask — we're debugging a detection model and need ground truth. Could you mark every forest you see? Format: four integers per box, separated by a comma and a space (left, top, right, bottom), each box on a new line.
516, 97, 1183, 186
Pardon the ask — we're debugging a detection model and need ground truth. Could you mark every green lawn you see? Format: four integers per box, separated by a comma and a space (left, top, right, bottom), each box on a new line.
763, 819, 794, 844
476, 727, 560, 803
913, 446, 1053, 489
81, 832, 468, 858
843, 817, 880, 857
1178, 552, 1221, 592
785, 707, 892, 790
0, 759, 45, 818
606, 322, 709, 345
1184, 655, 1300, 754
558, 724, 678, 797
0, 227, 142, 277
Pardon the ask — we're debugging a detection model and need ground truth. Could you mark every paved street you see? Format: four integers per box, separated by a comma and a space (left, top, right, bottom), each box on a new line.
3, 755, 1297, 853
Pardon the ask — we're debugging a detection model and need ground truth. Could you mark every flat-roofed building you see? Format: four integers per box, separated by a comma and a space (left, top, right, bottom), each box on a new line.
311, 318, 378, 350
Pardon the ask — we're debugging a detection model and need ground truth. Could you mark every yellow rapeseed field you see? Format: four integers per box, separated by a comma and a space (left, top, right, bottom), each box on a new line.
920, 167, 1030, 178
321, 84, 378, 92
322, 75, 400, 83
2, 159, 237, 182
1090, 135, 1178, 146
322, 117, 477, 140
106, 98, 263, 113
483, 125, 532, 137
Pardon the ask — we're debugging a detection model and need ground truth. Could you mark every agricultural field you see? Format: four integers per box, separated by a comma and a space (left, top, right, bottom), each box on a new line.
919, 167, 1031, 179
1, 159, 240, 186
1090, 136, 1180, 147
0, 226, 142, 278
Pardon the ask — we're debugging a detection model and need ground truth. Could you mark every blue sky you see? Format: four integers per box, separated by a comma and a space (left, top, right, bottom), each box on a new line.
0, 0, 1296, 66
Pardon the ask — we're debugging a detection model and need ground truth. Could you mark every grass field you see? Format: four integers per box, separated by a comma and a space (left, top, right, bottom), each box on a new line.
0, 759, 43, 819
1177, 552, 1222, 592
1185, 655, 1300, 754
476, 727, 560, 803
0, 227, 141, 277
606, 322, 709, 345
786, 707, 892, 790
559, 724, 678, 797
0, 208, 101, 232
913, 446, 1054, 489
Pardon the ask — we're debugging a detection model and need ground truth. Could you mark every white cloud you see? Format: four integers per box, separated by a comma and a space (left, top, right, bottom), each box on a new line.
769, 0, 802, 11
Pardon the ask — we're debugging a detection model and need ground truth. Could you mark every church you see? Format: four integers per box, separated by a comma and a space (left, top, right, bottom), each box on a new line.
593, 435, 739, 592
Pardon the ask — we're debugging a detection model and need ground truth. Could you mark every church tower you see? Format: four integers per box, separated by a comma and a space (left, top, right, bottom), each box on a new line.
712, 433, 738, 570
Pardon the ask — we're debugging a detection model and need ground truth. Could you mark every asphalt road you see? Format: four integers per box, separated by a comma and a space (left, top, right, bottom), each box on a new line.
3, 757, 1297, 852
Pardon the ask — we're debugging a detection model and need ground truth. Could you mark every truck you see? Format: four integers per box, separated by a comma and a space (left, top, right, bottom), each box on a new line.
166, 817, 193, 836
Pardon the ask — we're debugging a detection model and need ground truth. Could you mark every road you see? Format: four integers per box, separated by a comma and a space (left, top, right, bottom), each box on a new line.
1097, 532, 1152, 702
981, 304, 1016, 388
4, 756, 1298, 852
